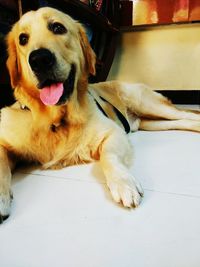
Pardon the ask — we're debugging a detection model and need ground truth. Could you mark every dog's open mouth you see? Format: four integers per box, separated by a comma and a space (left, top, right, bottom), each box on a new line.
39, 65, 76, 106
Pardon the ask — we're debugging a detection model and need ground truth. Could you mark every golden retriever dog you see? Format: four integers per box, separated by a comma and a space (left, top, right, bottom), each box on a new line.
1, 7, 200, 222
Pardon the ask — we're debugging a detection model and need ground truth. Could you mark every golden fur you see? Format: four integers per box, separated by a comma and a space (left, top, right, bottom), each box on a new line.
1, 7, 200, 221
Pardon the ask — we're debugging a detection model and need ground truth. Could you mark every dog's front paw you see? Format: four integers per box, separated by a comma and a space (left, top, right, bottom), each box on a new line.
107, 176, 143, 208
0, 192, 12, 223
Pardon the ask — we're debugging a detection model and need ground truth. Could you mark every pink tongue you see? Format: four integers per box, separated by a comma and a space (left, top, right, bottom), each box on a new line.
40, 83, 64, 105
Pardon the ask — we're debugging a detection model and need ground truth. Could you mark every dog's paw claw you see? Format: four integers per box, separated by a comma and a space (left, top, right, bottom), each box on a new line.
0, 192, 12, 223
0, 214, 9, 224
107, 177, 143, 208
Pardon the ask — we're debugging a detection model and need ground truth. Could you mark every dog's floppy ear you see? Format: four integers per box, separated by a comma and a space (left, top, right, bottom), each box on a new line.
6, 30, 20, 88
79, 25, 96, 76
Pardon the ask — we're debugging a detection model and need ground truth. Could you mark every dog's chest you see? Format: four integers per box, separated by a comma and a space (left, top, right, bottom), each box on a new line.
29, 123, 99, 169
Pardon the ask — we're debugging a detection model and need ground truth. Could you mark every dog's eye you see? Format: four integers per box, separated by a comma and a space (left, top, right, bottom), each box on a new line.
48, 22, 67, 35
19, 33, 29, 46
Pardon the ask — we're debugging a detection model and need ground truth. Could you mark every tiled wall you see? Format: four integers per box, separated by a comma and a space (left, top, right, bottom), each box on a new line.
108, 24, 200, 90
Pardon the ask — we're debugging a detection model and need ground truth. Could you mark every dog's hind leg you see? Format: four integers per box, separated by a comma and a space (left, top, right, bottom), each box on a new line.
94, 81, 200, 122
139, 119, 200, 132
120, 83, 200, 121
0, 145, 14, 223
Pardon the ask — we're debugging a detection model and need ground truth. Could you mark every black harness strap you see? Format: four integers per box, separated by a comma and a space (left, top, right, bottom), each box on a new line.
93, 98, 108, 118
112, 106, 130, 134
99, 97, 130, 134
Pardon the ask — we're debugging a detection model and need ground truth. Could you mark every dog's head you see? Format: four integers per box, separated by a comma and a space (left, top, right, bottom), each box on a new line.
6, 7, 96, 106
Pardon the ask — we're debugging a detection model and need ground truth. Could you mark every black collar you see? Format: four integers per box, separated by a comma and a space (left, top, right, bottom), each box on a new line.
19, 103, 30, 111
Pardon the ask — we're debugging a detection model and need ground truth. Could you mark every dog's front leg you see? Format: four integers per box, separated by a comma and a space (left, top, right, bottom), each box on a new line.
99, 129, 143, 207
0, 146, 14, 222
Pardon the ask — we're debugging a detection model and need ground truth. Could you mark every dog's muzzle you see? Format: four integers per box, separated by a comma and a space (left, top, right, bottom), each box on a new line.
28, 48, 76, 106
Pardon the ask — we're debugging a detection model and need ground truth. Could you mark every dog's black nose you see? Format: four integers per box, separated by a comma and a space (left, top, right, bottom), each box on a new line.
29, 48, 56, 74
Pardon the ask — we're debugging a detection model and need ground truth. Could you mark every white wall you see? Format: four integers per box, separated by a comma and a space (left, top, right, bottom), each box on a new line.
108, 24, 200, 90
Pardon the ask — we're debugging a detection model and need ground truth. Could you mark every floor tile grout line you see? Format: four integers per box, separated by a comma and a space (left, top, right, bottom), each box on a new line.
144, 188, 200, 199
16, 171, 105, 184
17, 171, 200, 199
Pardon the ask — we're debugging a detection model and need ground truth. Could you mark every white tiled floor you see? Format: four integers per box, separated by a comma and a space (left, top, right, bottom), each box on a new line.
1, 109, 200, 267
